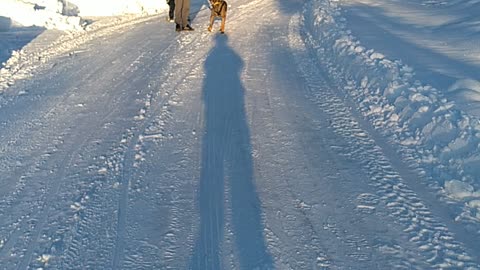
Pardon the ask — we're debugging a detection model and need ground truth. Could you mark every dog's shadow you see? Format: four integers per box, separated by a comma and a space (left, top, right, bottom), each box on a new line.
189, 35, 274, 269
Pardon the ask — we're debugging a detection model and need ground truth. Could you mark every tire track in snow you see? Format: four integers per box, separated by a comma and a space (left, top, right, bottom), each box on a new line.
0, 19, 189, 268
0, 136, 67, 269
230, 3, 334, 268
16, 131, 96, 270
111, 49, 159, 269
111, 21, 215, 268
0, 89, 117, 268
289, 13, 480, 268
0, 101, 128, 269
58, 45, 178, 268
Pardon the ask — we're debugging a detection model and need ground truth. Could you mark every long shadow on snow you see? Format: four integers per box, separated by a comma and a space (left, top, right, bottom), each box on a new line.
190, 35, 274, 270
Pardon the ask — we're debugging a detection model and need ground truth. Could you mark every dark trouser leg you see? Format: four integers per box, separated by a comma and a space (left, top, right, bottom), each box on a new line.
168, 0, 175, 19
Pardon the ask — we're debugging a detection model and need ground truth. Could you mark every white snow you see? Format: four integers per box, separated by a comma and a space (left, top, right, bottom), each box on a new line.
0, 0, 167, 30
67, 0, 167, 17
0, 0, 480, 268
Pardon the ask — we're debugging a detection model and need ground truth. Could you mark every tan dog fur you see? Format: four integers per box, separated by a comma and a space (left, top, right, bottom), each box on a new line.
208, 0, 227, 33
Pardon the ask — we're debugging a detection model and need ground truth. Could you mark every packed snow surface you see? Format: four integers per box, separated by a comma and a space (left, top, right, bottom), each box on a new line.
0, 0, 480, 268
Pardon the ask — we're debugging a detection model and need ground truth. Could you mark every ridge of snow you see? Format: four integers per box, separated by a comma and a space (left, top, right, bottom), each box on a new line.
67, 0, 167, 17
303, 0, 480, 222
0, 0, 83, 31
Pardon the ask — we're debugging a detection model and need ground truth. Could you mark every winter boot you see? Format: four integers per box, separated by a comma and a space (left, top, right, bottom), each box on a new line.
183, 24, 194, 31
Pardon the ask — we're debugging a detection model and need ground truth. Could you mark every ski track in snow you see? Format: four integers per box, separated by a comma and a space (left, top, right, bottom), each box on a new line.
0, 0, 480, 269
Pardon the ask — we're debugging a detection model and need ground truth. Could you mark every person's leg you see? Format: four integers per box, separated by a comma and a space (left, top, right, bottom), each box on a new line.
169, 0, 175, 20
174, 0, 183, 27
182, 0, 191, 27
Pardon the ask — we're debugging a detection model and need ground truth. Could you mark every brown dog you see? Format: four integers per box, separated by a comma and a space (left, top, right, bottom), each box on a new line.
208, 0, 227, 33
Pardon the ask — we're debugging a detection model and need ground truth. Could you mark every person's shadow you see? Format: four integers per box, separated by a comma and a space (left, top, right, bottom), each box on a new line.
190, 35, 274, 270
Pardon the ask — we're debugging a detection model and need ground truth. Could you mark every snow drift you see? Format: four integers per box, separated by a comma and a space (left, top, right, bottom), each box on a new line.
66, 0, 167, 17
0, 0, 167, 31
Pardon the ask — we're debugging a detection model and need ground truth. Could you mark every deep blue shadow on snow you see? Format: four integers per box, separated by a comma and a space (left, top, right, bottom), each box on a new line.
274, 0, 305, 15
0, 16, 44, 67
343, 4, 480, 83
185, 0, 211, 26
343, 3, 480, 116
190, 35, 274, 270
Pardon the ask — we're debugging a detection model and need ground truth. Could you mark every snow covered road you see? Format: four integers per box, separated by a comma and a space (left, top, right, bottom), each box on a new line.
1, 0, 480, 269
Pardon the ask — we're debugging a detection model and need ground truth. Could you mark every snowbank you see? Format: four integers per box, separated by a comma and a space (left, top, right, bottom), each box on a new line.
0, 0, 167, 31
67, 0, 166, 17
0, 0, 83, 30
303, 0, 480, 221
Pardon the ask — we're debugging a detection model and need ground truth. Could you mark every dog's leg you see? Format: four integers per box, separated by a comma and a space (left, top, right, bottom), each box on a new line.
220, 4, 227, 33
220, 15, 226, 33
208, 14, 215, 32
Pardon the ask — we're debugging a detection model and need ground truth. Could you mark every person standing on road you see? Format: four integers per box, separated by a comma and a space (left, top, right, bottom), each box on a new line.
175, 0, 194, 31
